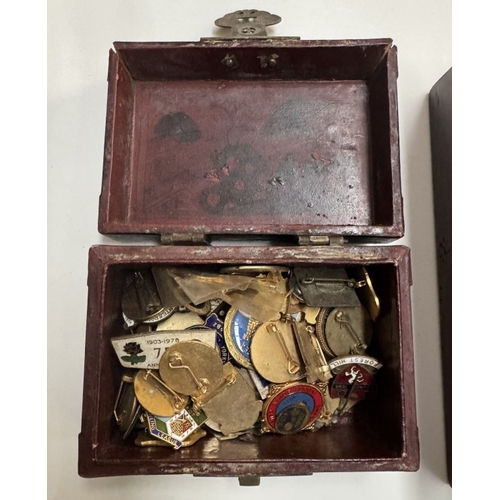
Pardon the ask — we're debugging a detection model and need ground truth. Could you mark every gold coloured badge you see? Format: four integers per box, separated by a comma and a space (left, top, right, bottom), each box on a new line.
250, 319, 305, 383
133, 369, 188, 417
350, 267, 380, 321
201, 364, 263, 435
316, 306, 372, 356
158, 341, 224, 401
291, 319, 332, 383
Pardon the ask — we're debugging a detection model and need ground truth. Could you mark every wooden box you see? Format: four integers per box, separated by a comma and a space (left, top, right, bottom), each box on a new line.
78, 17, 419, 479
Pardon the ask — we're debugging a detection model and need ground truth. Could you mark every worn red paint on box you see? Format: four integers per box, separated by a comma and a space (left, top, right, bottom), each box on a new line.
79, 37, 419, 479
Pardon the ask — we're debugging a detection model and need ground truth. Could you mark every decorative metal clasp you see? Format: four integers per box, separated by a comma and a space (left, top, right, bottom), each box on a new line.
214, 9, 281, 38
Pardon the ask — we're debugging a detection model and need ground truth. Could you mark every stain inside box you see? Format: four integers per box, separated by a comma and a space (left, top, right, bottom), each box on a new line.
132, 81, 372, 223
100, 41, 402, 238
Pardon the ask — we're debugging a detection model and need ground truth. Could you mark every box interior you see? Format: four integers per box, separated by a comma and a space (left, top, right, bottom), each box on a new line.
91, 260, 404, 468
101, 41, 402, 238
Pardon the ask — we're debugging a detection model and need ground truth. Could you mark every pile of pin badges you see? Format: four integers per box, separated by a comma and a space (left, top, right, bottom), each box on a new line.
111, 265, 383, 448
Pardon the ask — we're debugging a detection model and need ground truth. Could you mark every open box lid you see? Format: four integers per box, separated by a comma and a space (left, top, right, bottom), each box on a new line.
99, 16, 403, 241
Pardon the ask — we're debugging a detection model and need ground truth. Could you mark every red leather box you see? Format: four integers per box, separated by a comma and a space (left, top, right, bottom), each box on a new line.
79, 16, 419, 479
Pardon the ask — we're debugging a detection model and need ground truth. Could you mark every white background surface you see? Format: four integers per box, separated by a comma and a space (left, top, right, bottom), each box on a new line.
45, 1, 453, 498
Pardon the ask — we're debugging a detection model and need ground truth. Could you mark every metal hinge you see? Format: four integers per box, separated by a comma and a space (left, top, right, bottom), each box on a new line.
160, 233, 208, 245
298, 235, 345, 246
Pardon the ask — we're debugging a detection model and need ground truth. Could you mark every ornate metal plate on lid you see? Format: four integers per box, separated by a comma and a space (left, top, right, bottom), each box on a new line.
214, 9, 282, 38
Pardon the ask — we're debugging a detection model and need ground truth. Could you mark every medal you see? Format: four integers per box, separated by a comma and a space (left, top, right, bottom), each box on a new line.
133, 369, 188, 417
111, 329, 217, 369
328, 356, 382, 421
262, 382, 324, 434
250, 318, 305, 383
316, 306, 373, 357
329, 364, 376, 421
223, 307, 260, 369
158, 341, 224, 402
201, 364, 263, 435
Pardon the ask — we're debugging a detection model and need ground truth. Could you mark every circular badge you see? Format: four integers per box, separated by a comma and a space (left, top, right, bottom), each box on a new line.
263, 383, 324, 434
202, 364, 263, 435
133, 369, 188, 417
223, 308, 261, 369
316, 306, 372, 357
143, 306, 176, 324
185, 301, 212, 316
250, 320, 305, 383
275, 403, 311, 434
159, 341, 224, 399
122, 307, 177, 330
